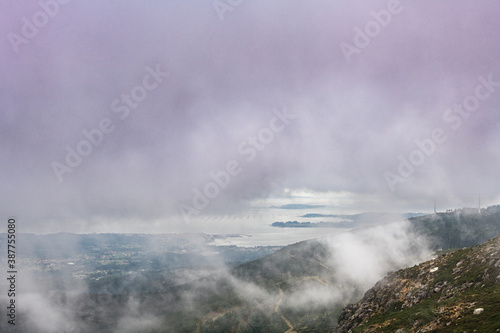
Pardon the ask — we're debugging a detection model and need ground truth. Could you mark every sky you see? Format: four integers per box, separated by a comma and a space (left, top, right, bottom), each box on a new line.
1, 0, 499, 234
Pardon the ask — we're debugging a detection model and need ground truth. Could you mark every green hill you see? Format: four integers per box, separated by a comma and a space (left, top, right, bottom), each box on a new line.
195, 208, 500, 332
335, 234, 500, 332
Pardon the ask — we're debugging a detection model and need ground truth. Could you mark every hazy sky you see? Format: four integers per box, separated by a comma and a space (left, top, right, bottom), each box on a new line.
1, 0, 499, 233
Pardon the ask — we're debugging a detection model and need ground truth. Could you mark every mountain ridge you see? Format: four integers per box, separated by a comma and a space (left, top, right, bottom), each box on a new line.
335, 234, 500, 332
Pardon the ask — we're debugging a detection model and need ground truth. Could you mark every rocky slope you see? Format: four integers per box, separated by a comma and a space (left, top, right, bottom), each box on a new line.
335, 235, 500, 333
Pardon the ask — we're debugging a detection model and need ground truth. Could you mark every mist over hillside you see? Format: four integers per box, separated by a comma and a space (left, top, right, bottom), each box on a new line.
335, 234, 500, 332
1, 207, 498, 332
2, 0, 499, 331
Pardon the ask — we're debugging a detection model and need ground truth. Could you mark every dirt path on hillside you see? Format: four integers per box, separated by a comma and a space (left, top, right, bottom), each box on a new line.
281, 314, 296, 333
275, 288, 284, 313
288, 252, 332, 271
300, 275, 327, 285
274, 288, 296, 332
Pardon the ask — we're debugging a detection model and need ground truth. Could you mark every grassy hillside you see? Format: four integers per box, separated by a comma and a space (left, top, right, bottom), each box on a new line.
335, 235, 500, 332
195, 209, 500, 332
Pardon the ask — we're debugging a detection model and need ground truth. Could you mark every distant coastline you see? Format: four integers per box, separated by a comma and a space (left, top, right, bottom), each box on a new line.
271, 221, 353, 228
271, 204, 326, 209
271, 212, 427, 228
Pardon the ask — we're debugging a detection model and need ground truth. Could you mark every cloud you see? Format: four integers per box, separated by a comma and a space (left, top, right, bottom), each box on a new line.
323, 220, 431, 289
0, 0, 499, 232
114, 297, 162, 333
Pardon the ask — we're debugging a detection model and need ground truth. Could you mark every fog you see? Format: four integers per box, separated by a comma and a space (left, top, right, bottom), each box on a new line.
0, 0, 499, 233
0, 0, 499, 331
0, 219, 433, 332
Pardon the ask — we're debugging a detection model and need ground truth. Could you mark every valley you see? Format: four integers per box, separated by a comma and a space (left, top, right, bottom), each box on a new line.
1, 206, 499, 332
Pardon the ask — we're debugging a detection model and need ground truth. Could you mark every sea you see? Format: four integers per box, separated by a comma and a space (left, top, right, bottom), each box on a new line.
200, 205, 355, 247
